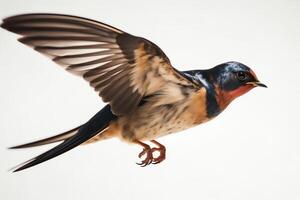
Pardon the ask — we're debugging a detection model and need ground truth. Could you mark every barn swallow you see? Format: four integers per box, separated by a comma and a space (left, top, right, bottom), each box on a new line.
1, 13, 267, 172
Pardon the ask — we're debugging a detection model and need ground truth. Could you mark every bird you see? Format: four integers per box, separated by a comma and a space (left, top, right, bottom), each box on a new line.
1, 13, 267, 172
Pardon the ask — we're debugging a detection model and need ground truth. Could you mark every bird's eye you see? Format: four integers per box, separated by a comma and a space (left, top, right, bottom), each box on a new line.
236, 71, 247, 81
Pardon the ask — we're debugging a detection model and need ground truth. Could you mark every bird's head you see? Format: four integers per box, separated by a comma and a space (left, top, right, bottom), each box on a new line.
211, 61, 267, 108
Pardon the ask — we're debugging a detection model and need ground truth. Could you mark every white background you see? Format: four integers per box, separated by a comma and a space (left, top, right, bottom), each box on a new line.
0, 0, 299, 199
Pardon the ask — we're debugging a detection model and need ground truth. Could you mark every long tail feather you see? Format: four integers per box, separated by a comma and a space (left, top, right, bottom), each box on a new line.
12, 105, 117, 172
9, 126, 81, 149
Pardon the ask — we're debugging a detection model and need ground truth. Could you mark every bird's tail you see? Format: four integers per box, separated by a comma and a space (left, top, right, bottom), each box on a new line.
9, 126, 81, 149
10, 105, 117, 172
9, 123, 114, 149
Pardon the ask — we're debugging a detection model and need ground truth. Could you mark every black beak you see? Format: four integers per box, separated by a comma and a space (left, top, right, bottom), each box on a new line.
255, 82, 267, 88
246, 82, 267, 88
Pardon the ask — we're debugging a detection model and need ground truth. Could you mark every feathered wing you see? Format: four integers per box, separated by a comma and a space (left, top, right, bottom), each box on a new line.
1, 13, 199, 116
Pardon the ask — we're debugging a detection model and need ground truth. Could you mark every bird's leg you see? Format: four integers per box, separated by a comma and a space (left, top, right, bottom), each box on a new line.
150, 140, 166, 164
134, 140, 153, 167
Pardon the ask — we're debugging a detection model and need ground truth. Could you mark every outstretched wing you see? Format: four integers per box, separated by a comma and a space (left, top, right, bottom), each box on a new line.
1, 13, 199, 115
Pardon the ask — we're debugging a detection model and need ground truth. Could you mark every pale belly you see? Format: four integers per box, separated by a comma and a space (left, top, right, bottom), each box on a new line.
115, 93, 209, 141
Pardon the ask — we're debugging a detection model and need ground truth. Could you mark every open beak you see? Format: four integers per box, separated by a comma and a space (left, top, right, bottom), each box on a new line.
246, 82, 267, 88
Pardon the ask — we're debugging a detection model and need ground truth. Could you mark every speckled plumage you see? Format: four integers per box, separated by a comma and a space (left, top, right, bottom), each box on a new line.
1, 13, 266, 171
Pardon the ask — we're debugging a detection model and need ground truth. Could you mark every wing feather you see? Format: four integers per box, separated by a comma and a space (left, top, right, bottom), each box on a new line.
1, 13, 200, 115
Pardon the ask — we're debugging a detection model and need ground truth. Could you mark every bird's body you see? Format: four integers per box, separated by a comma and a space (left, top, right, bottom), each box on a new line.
1, 13, 266, 172
106, 86, 207, 142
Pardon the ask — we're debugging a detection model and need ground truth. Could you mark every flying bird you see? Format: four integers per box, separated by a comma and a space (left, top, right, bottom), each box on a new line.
1, 13, 267, 172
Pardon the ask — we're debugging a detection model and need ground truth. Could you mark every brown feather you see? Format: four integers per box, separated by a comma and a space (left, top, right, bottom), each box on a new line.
1, 13, 200, 116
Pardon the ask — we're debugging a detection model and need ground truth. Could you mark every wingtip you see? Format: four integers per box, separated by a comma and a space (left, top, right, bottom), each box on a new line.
1, 13, 30, 23
1, 14, 25, 31
0, 15, 13, 29
1, 20, 17, 33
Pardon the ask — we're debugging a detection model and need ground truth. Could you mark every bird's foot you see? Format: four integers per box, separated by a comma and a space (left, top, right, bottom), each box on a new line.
150, 140, 166, 164
136, 143, 153, 167
135, 140, 166, 167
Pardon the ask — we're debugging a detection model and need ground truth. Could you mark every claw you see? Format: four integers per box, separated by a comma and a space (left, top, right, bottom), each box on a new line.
138, 149, 146, 158
136, 151, 153, 167
150, 140, 166, 164
134, 140, 153, 167
137, 149, 153, 166
134, 140, 166, 167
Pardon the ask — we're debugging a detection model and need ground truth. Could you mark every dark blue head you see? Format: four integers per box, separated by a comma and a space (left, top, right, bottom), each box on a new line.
211, 61, 266, 91
181, 61, 267, 117
209, 61, 267, 106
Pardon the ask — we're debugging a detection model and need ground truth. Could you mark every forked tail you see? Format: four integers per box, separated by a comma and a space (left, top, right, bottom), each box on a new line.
11, 105, 117, 172
9, 126, 81, 149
